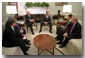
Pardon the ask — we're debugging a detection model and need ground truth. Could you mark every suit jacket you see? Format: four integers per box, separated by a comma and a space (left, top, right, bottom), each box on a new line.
64, 20, 70, 27
42, 15, 52, 23
14, 26, 23, 38
66, 22, 73, 32
25, 14, 33, 25
60, 21, 73, 33
2, 26, 23, 47
67, 22, 81, 38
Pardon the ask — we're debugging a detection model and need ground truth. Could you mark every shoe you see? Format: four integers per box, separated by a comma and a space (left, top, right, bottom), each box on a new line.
27, 40, 30, 42
56, 32, 58, 34
39, 31, 41, 33
25, 40, 30, 42
57, 42, 62, 44
59, 45, 65, 48
25, 46, 30, 51
49, 31, 52, 33
32, 32, 34, 35
55, 38, 59, 41
24, 52, 29, 55
26, 42, 31, 45
55, 37, 60, 41
24, 53, 29, 55
55, 37, 57, 39
27, 46, 30, 49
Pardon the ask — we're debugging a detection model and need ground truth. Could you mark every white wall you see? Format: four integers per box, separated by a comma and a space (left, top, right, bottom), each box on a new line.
2, 2, 9, 25
48, 2, 82, 20
2, 2, 82, 24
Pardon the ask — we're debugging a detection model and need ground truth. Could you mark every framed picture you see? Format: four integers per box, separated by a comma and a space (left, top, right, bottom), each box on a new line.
55, 2, 68, 6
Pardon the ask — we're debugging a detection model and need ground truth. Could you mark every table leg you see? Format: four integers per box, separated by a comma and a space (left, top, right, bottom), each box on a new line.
53, 48, 54, 55
38, 49, 40, 55
53, 19, 55, 25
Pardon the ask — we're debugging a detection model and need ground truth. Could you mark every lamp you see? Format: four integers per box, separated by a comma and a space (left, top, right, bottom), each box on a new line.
6, 6, 17, 14
63, 5, 72, 18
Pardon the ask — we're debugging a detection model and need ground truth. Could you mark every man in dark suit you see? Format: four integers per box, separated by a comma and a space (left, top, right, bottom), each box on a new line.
39, 11, 52, 33
2, 17, 30, 55
15, 25, 31, 45
57, 16, 82, 48
5, 17, 31, 45
25, 11, 34, 35
56, 14, 73, 34
55, 14, 73, 41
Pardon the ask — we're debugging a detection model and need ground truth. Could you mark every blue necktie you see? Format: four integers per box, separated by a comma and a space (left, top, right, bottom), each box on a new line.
16, 25, 21, 31
12, 28, 15, 34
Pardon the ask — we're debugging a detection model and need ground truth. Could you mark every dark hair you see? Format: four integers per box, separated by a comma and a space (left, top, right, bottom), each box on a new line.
5, 17, 16, 28
46, 11, 49, 14
68, 14, 73, 18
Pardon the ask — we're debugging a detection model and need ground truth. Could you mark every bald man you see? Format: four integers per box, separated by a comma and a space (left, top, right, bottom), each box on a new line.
25, 11, 34, 35
57, 16, 82, 48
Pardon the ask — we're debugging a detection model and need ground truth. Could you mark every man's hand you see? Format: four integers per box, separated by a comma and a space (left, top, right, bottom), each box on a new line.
23, 34, 27, 38
20, 29, 23, 33
23, 37, 26, 39
29, 19, 34, 22
61, 26, 66, 29
22, 34, 27, 39
63, 33, 68, 37
44, 22, 48, 24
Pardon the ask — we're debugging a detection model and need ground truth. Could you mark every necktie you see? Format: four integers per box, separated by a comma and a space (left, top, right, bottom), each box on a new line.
13, 28, 15, 34
70, 25, 74, 34
29, 15, 31, 19
16, 25, 21, 31
66, 20, 70, 27
46, 16, 48, 20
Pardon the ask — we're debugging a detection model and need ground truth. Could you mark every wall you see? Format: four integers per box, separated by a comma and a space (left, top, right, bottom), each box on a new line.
2, 2, 82, 24
48, 2, 82, 20
2, 2, 9, 25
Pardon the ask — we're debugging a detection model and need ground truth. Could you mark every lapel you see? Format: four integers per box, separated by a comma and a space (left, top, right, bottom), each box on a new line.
72, 22, 78, 31
9, 26, 15, 35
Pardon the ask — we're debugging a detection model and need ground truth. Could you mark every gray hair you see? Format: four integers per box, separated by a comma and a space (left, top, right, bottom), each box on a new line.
72, 16, 78, 22
5, 17, 17, 28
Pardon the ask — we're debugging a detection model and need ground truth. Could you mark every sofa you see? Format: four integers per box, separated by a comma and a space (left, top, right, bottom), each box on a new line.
59, 20, 82, 55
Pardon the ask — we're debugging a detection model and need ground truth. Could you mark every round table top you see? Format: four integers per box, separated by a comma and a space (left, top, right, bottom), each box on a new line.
33, 34, 56, 50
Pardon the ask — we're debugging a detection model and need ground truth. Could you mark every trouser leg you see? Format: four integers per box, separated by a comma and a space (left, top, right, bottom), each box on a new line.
22, 28, 26, 34
39, 22, 44, 31
48, 23, 52, 31
62, 36, 71, 46
18, 41, 28, 55
57, 26, 62, 34
29, 24, 34, 33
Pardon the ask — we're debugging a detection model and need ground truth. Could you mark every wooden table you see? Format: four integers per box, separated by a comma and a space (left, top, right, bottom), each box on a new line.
17, 21, 25, 27
52, 15, 64, 25
33, 34, 56, 55
57, 20, 67, 26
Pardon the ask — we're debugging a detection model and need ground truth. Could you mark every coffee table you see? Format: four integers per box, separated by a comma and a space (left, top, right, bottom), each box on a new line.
33, 34, 56, 55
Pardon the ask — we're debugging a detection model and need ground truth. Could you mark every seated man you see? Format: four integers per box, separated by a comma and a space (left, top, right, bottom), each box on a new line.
25, 11, 34, 35
2, 17, 30, 55
5, 17, 31, 45
39, 11, 52, 33
15, 25, 31, 45
57, 16, 82, 48
55, 14, 73, 41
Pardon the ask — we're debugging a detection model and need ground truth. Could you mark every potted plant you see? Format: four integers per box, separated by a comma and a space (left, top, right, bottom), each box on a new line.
25, 2, 49, 8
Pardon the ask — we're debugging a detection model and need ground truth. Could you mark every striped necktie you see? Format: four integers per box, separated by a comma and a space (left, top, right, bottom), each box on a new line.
70, 25, 74, 34
66, 20, 70, 27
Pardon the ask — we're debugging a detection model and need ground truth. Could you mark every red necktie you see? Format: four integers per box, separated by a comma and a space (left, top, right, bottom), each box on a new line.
70, 25, 74, 34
